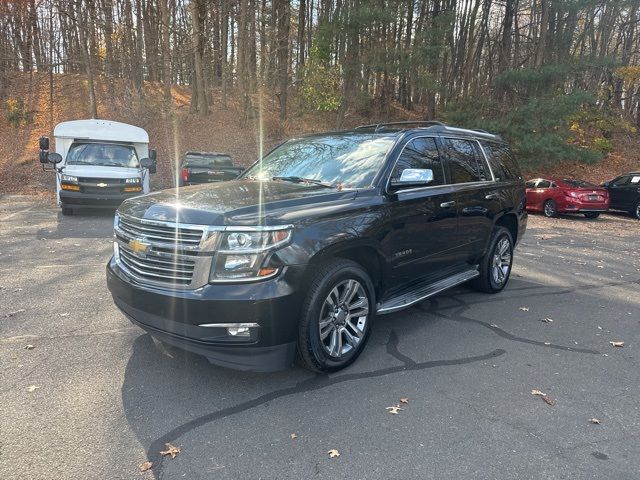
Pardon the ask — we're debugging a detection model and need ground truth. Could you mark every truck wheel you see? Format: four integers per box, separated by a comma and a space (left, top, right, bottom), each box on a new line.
471, 226, 514, 294
584, 212, 600, 219
296, 259, 375, 373
61, 206, 74, 216
543, 199, 557, 218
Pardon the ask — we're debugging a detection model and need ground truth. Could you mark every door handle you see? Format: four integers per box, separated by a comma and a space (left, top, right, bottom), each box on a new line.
440, 201, 456, 208
485, 193, 499, 200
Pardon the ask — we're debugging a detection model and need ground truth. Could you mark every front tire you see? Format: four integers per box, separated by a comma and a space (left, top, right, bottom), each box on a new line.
296, 259, 375, 373
472, 226, 514, 294
543, 199, 557, 218
584, 212, 600, 219
632, 201, 640, 220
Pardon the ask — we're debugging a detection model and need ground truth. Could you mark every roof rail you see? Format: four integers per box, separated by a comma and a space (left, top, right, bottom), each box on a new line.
354, 120, 446, 133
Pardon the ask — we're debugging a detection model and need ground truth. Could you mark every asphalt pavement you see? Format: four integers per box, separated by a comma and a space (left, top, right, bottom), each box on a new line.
1, 195, 639, 480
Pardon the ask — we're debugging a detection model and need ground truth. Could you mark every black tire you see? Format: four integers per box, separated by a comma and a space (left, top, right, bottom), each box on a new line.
584, 212, 600, 219
61, 206, 74, 216
543, 199, 557, 218
471, 226, 514, 294
296, 259, 375, 373
632, 201, 640, 220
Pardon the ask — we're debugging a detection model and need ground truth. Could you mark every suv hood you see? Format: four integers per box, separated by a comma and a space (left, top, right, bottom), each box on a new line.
61, 164, 142, 179
118, 180, 358, 225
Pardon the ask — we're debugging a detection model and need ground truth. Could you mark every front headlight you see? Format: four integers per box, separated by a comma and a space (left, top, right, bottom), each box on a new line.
125, 177, 141, 184
210, 227, 292, 282
60, 174, 78, 183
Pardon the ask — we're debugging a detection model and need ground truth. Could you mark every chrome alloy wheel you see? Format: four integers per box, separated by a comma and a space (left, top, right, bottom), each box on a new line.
544, 200, 556, 217
491, 237, 512, 286
318, 279, 369, 358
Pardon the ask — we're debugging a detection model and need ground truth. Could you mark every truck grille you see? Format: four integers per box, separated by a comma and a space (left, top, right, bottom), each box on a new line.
114, 214, 212, 287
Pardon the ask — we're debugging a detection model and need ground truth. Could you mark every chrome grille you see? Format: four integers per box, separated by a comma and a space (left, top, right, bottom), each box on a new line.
114, 214, 214, 287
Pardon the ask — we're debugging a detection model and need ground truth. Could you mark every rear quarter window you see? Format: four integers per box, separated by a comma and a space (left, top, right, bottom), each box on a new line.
480, 141, 522, 181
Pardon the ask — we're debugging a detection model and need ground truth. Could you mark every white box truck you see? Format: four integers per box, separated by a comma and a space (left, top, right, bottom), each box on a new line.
39, 119, 157, 215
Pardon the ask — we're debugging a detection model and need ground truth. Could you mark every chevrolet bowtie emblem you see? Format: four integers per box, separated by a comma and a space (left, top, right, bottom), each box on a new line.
129, 239, 151, 255
97, 182, 108, 187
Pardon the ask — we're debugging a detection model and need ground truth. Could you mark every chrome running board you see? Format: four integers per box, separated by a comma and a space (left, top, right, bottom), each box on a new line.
376, 267, 479, 315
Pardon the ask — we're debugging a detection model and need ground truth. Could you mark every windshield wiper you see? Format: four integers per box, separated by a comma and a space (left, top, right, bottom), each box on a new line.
272, 176, 334, 189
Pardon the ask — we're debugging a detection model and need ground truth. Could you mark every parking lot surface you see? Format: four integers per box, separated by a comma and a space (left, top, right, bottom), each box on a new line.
1, 195, 639, 479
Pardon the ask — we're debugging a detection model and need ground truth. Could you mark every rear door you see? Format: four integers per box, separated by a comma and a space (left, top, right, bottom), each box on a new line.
383, 136, 459, 286
609, 175, 635, 209
442, 137, 496, 261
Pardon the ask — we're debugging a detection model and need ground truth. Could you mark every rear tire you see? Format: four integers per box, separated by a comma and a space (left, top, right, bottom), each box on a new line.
632, 201, 640, 220
296, 259, 375, 373
543, 200, 557, 218
471, 226, 514, 294
61, 206, 74, 216
584, 212, 600, 219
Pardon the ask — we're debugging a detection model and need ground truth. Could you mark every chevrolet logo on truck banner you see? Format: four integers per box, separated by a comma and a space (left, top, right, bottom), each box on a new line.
128, 239, 151, 255
96, 182, 108, 187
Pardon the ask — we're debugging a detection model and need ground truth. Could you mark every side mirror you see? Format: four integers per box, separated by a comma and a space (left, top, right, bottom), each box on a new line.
39, 136, 50, 151
149, 149, 157, 161
391, 168, 434, 188
140, 157, 157, 174
47, 152, 63, 164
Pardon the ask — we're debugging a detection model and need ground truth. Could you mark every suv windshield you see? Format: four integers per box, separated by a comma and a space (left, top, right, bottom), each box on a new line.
183, 154, 233, 168
66, 143, 139, 168
241, 134, 396, 188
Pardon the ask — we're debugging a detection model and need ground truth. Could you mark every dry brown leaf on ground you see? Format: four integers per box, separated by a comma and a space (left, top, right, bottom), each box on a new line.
541, 318, 554, 323
26, 385, 40, 392
138, 461, 153, 472
531, 389, 546, 396
609, 341, 624, 347
160, 443, 181, 459
327, 449, 340, 458
386, 405, 402, 415
290, 433, 298, 439
541, 395, 556, 406
520, 307, 529, 312
24, 344, 35, 350
589, 418, 601, 425
399, 397, 409, 404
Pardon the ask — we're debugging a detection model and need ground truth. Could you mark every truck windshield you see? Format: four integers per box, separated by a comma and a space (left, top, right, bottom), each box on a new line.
66, 143, 139, 168
241, 134, 396, 188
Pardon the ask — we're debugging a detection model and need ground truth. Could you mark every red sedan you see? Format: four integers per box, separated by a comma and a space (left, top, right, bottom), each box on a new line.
525, 177, 610, 218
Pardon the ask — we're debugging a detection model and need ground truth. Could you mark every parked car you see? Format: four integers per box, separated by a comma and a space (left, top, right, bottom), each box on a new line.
525, 177, 609, 218
107, 121, 527, 373
179, 151, 244, 186
601, 172, 640, 220
38, 119, 157, 215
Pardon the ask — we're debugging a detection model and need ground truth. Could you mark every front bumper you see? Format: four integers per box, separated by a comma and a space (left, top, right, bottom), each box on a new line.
106, 259, 306, 371
60, 190, 142, 208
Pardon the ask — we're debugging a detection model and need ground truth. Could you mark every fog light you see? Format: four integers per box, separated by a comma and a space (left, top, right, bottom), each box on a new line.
227, 327, 251, 337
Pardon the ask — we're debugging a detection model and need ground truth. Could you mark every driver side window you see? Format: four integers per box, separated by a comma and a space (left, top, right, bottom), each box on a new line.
390, 137, 445, 186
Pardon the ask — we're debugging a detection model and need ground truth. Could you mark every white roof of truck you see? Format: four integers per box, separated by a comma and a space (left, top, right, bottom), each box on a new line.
53, 119, 149, 143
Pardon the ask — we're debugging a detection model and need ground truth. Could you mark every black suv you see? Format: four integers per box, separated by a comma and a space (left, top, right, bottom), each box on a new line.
602, 172, 640, 219
107, 121, 527, 372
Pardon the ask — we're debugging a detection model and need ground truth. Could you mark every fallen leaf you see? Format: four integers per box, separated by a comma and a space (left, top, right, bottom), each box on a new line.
5, 309, 26, 318
519, 307, 529, 311
59, 313, 69, 317
386, 405, 402, 415
139, 461, 153, 472
24, 344, 35, 350
327, 449, 340, 458
589, 418, 601, 425
26, 385, 40, 392
290, 433, 298, 439
160, 443, 180, 459
541, 395, 556, 406
541, 318, 553, 323
531, 389, 546, 396
399, 397, 409, 404
609, 341, 624, 347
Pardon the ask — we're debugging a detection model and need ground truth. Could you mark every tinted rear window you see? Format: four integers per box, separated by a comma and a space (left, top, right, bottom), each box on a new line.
184, 155, 233, 168
481, 141, 521, 181
562, 179, 595, 188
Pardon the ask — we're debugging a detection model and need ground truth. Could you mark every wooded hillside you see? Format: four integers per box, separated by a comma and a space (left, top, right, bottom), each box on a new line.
1, 0, 639, 170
